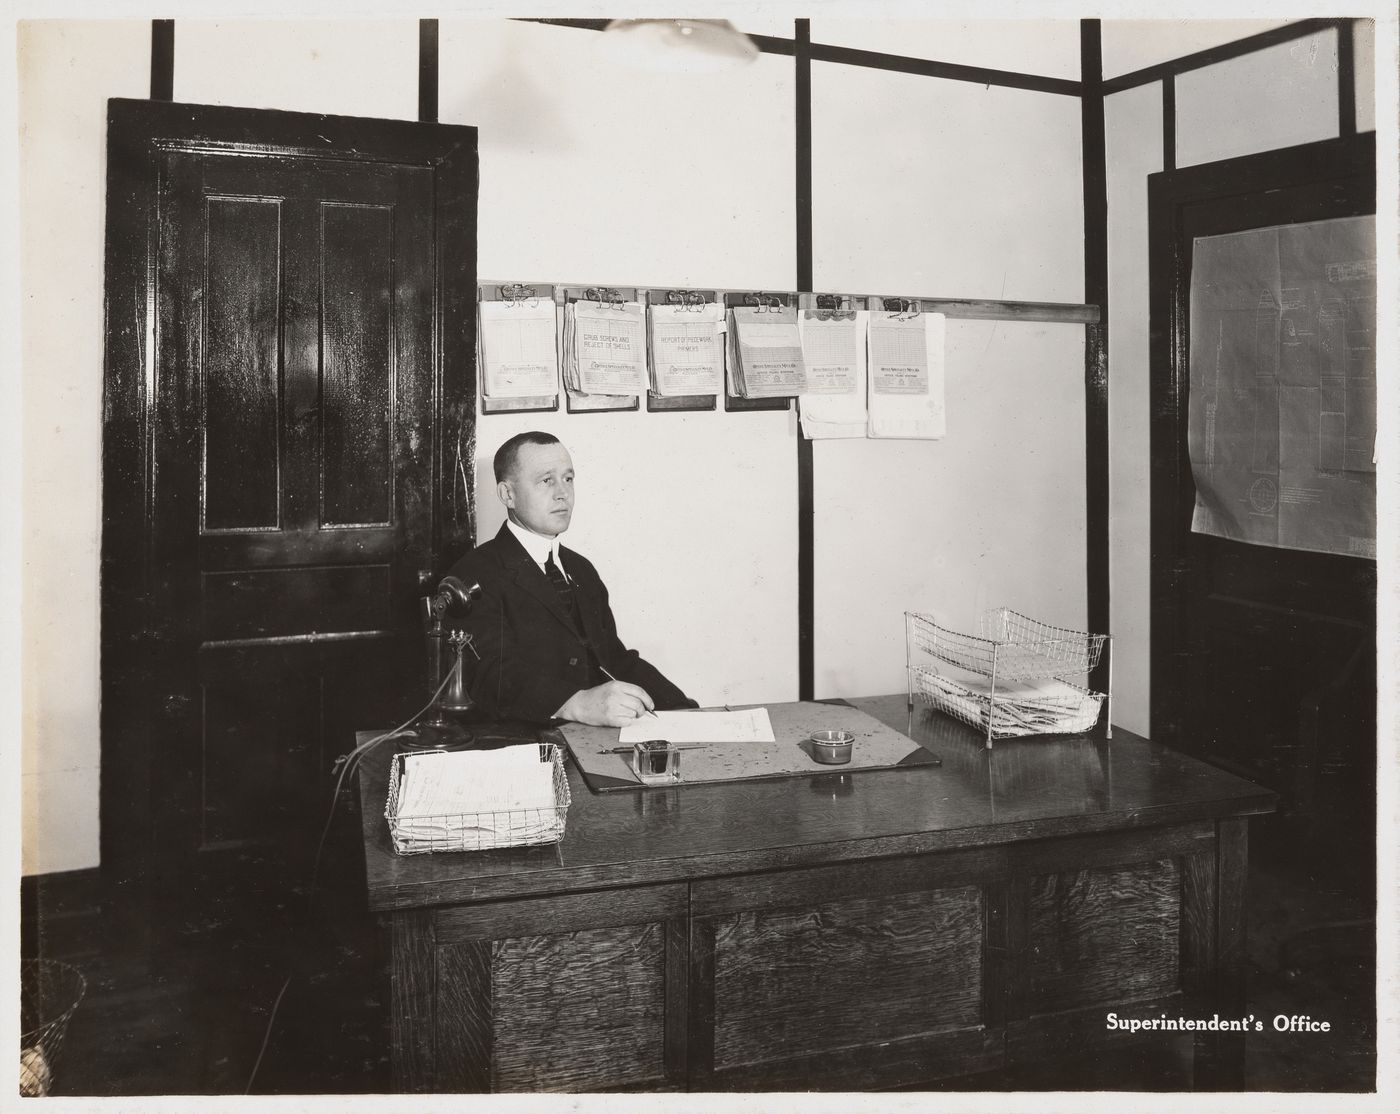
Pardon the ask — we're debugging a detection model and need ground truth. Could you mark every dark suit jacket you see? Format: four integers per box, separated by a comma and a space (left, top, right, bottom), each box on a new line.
446, 523, 696, 724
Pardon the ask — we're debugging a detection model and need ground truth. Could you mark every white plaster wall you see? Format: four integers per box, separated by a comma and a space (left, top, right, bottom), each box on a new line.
173, 20, 418, 119
1354, 19, 1376, 134
18, 21, 152, 875
811, 19, 1081, 79
809, 60, 1087, 699
1104, 80, 1162, 738
1176, 30, 1339, 167
1101, 20, 1291, 79
441, 19, 798, 706
441, 19, 795, 290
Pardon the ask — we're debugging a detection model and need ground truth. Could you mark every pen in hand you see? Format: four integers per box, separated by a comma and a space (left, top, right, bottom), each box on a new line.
598, 664, 659, 719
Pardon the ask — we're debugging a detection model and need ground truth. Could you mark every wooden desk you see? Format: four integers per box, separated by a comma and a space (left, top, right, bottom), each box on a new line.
357, 696, 1275, 1092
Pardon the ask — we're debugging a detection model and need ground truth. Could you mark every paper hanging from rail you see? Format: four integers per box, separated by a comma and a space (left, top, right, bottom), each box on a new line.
648, 301, 726, 396
867, 310, 946, 439
799, 310, 868, 439
563, 299, 648, 395
479, 298, 560, 400
727, 306, 807, 398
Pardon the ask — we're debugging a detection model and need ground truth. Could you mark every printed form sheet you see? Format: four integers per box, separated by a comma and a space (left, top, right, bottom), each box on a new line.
867, 311, 946, 439
479, 298, 559, 399
1188, 216, 1376, 558
799, 310, 868, 439
647, 302, 726, 396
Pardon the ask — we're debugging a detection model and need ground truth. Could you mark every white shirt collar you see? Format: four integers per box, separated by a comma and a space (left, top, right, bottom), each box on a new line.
506, 517, 567, 578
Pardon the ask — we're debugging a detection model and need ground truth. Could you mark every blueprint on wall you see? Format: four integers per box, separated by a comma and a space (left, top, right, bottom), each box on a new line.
1188, 215, 1376, 559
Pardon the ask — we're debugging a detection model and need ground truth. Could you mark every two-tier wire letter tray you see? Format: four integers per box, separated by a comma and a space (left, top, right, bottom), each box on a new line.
906, 608, 1112, 747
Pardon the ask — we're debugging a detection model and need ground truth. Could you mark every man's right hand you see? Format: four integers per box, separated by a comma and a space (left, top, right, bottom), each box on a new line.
554, 681, 657, 727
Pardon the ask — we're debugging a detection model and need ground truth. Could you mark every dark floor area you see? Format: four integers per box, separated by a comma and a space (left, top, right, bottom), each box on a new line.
21, 806, 1376, 1097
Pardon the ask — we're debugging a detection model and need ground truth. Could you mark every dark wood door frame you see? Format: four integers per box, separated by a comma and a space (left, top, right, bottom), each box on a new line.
100, 99, 478, 875
1146, 133, 1376, 746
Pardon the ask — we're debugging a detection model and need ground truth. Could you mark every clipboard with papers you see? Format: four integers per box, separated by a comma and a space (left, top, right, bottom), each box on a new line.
560, 285, 644, 413
797, 293, 868, 439
477, 281, 561, 414
644, 288, 722, 412
721, 292, 794, 412
866, 299, 946, 440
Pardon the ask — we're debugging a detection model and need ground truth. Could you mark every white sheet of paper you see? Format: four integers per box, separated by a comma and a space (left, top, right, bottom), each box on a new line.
868, 311, 946, 439
618, 707, 776, 745
797, 311, 860, 392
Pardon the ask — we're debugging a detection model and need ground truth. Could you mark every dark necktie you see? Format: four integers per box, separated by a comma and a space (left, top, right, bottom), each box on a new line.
546, 551, 602, 684
544, 551, 573, 608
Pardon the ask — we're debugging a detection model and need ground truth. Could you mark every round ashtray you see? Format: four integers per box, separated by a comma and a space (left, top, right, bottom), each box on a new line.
809, 729, 855, 765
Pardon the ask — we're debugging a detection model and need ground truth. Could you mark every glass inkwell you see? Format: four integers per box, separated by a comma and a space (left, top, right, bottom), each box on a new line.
631, 739, 682, 785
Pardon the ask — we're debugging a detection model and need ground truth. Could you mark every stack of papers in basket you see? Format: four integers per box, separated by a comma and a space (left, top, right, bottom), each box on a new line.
391, 745, 559, 852
924, 674, 1095, 735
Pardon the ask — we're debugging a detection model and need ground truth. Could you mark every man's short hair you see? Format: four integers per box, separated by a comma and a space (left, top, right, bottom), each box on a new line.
494, 431, 562, 483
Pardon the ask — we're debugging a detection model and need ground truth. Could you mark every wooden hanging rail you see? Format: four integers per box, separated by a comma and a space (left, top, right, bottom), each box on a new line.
479, 281, 1099, 326
900, 298, 1100, 324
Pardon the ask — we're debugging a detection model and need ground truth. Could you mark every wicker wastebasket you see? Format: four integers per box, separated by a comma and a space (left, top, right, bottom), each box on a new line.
20, 960, 86, 1097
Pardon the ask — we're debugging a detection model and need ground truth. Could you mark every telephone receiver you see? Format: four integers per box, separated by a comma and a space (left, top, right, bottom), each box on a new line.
433, 576, 482, 617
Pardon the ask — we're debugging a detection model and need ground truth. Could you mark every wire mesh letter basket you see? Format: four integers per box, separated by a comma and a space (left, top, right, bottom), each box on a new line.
20, 959, 86, 1097
906, 609, 1111, 747
385, 742, 571, 854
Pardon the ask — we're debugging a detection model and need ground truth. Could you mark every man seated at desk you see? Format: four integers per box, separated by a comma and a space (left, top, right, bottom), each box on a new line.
448, 431, 697, 727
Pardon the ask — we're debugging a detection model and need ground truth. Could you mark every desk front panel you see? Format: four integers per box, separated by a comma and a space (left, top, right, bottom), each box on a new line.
366, 700, 1272, 1092
389, 821, 1211, 1092
683, 825, 1199, 1090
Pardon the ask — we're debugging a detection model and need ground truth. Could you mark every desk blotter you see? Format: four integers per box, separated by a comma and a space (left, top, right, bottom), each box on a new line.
559, 700, 939, 792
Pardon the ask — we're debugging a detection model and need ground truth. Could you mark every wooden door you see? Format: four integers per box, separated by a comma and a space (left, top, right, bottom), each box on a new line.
1148, 135, 1375, 868
102, 100, 477, 873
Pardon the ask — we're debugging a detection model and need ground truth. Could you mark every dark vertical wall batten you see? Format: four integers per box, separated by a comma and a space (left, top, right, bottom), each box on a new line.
419, 19, 440, 125
150, 20, 174, 102
1162, 75, 1176, 173
1080, 21, 1111, 710
794, 20, 815, 702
